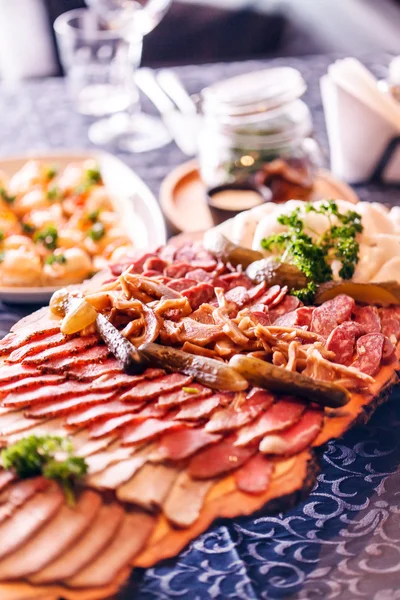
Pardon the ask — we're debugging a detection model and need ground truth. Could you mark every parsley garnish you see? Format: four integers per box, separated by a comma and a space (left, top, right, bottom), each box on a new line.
45, 166, 58, 181
34, 225, 58, 250
88, 221, 105, 241
47, 186, 62, 201
261, 200, 363, 302
87, 209, 100, 223
45, 253, 67, 266
0, 188, 16, 205
85, 166, 102, 185
1, 435, 87, 506
22, 222, 35, 235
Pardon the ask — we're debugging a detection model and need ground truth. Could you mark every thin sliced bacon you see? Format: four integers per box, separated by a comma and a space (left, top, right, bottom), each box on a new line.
120, 373, 192, 402
234, 454, 274, 494
205, 390, 274, 434
22, 335, 99, 365
0, 364, 41, 386
0, 374, 65, 399
157, 383, 212, 407
25, 390, 117, 418
259, 408, 324, 455
235, 398, 306, 447
175, 394, 222, 421
151, 427, 221, 461
351, 333, 385, 376
163, 472, 214, 528
37, 345, 110, 372
189, 435, 256, 479
6, 333, 69, 363
121, 418, 182, 446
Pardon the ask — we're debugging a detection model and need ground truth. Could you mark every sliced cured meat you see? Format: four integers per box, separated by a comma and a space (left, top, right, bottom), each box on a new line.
6, 333, 69, 363
89, 414, 138, 439
160, 317, 223, 347
65, 512, 155, 589
151, 427, 221, 461
66, 400, 144, 428
187, 268, 213, 283
3, 381, 102, 408
326, 321, 364, 365
120, 373, 192, 402
215, 272, 253, 291
381, 317, 400, 343
256, 284, 282, 306
163, 472, 213, 528
248, 309, 271, 327
143, 256, 167, 272
0, 484, 64, 560
351, 333, 385, 376
259, 408, 324, 455
311, 294, 355, 337
205, 390, 274, 434
5, 417, 68, 446
121, 418, 182, 446
274, 306, 314, 329
157, 383, 212, 407
189, 435, 256, 479
0, 364, 41, 386
167, 278, 198, 292
268, 286, 289, 308
0, 374, 65, 399
37, 345, 110, 372
353, 305, 381, 334
235, 398, 306, 447
182, 282, 215, 310
0, 470, 15, 493
30, 503, 124, 584
0, 413, 46, 436
87, 451, 149, 489
225, 286, 250, 308
22, 335, 99, 365
117, 464, 179, 510
66, 358, 121, 381
0, 477, 50, 524
25, 390, 116, 418
382, 336, 396, 364
0, 490, 101, 579
0, 316, 60, 355
234, 454, 274, 495
85, 446, 133, 475
269, 295, 301, 322
164, 261, 192, 278
175, 394, 221, 421
74, 435, 115, 458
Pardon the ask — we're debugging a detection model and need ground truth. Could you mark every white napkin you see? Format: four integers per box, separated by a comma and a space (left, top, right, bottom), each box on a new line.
321, 58, 400, 184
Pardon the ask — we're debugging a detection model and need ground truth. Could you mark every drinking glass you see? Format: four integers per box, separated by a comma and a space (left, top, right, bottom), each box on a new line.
54, 5, 172, 152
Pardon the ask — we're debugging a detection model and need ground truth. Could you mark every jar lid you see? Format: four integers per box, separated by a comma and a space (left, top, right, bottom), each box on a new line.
201, 67, 307, 119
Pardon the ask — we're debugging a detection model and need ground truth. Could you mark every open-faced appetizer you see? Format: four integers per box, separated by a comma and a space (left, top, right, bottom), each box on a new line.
0, 159, 134, 287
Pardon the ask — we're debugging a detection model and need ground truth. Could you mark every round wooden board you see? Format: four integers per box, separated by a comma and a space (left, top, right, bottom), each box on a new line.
160, 160, 360, 234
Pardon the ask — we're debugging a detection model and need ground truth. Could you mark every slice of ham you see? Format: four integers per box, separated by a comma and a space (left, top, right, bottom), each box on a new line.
29, 503, 124, 584
157, 383, 212, 407
163, 471, 214, 528
0, 484, 64, 560
259, 408, 324, 455
151, 427, 221, 462
353, 305, 381, 334
326, 321, 365, 365
351, 333, 385, 376
25, 390, 117, 418
66, 358, 122, 381
0, 364, 41, 386
22, 336, 99, 366
117, 464, 179, 510
6, 333, 69, 364
205, 390, 274, 434
65, 512, 155, 589
120, 373, 192, 402
0, 477, 50, 524
189, 435, 256, 479
235, 398, 306, 447
0, 490, 101, 579
0, 317, 60, 356
0, 374, 65, 400
175, 394, 222, 421
89, 414, 138, 439
121, 418, 182, 446
66, 400, 144, 428
311, 294, 355, 337
87, 451, 149, 490
234, 454, 274, 494
36, 345, 110, 372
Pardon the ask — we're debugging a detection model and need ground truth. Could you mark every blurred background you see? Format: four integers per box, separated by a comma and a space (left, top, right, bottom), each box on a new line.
1, 0, 400, 80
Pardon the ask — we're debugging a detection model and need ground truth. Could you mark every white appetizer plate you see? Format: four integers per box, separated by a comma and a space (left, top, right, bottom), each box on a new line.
0, 150, 166, 304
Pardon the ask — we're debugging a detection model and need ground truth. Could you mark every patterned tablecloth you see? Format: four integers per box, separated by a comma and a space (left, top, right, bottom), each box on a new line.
0, 53, 399, 599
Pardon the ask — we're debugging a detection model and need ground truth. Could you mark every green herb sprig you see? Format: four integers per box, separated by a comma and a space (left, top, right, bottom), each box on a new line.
0, 188, 16, 205
88, 221, 105, 241
45, 253, 67, 266
261, 200, 363, 303
1, 435, 87, 506
34, 225, 58, 250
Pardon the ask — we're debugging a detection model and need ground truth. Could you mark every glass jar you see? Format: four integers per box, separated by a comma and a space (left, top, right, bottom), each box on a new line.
198, 67, 322, 204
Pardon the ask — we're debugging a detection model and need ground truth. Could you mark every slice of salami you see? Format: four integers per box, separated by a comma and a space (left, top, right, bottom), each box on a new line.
257, 285, 282, 307
381, 318, 400, 343
268, 286, 289, 308
326, 321, 364, 365
382, 336, 396, 364
269, 295, 301, 323
351, 333, 385, 376
311, 294, 355, 337
182, 283, 215, 310
274, 306, 314, 329
167, 278, 197, 292
353, 306, 381, 334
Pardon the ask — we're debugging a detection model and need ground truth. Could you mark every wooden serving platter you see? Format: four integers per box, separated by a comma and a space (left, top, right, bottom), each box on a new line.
160, 160, 360, 234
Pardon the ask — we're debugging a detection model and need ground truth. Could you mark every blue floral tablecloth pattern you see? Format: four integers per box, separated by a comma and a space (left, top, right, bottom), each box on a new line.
0, 52, 399, 599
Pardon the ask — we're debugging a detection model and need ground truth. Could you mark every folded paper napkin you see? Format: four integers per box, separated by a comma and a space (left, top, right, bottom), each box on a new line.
321, 58, 400, 184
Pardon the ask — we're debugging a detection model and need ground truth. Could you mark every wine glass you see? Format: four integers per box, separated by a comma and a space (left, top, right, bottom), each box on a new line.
55, 0, 173, 153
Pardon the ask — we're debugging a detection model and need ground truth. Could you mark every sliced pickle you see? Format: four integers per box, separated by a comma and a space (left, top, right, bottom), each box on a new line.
96, 313, 146, 375
229, 354, 350, 408
315, 281, 400, 307
246, 258, 308, 289
203, 230, 263, 268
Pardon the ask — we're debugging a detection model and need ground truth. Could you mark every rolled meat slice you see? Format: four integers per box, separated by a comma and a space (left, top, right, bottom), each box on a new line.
163, 471, 214, 528
65, 511, 156, 589
259, 408, 324, 455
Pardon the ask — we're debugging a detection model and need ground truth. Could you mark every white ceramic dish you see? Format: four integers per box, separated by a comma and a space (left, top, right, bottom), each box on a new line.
0, 150, 166, 304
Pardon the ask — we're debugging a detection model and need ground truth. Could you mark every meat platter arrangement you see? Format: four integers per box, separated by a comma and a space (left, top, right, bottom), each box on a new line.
0, 199, 398, 599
